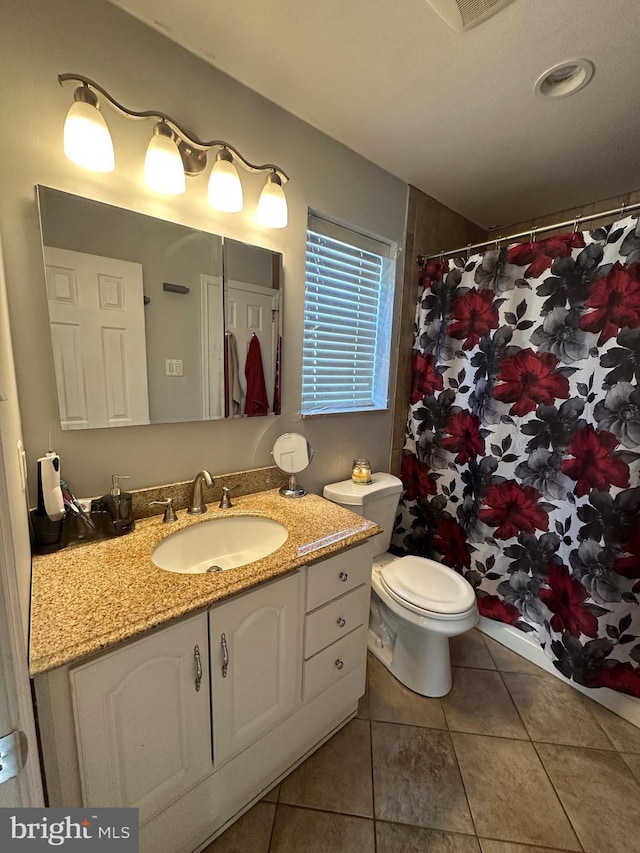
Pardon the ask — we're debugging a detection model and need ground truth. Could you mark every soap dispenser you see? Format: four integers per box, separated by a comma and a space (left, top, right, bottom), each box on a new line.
101, 474, 135, 536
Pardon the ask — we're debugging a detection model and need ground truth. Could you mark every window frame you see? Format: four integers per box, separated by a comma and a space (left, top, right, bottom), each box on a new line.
301, 213, 396, 417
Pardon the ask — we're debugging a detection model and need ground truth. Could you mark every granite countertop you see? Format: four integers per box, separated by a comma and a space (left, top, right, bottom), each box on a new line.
30, 489, 380, 676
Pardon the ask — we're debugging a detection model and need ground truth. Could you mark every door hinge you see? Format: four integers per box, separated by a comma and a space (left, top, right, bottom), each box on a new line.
0, 730, 27, 784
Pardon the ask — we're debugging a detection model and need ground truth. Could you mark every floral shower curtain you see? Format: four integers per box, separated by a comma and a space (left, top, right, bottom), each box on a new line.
394, 215, 640, 699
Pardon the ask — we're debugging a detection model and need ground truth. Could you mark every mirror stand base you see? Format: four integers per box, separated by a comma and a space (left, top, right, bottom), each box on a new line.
279, 474, 306, 499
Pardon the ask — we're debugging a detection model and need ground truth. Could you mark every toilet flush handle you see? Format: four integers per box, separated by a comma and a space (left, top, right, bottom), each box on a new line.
339, 571, 348, 582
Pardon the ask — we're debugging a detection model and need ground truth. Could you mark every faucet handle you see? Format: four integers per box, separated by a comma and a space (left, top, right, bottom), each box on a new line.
150, 498, 178, 523
219, 484, 239, 509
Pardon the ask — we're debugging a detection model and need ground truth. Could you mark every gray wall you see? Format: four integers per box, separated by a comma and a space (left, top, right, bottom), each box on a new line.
0, 0, 407, 504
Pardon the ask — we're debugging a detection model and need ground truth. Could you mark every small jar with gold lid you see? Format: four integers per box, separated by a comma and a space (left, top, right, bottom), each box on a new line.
351, 458, 372, 485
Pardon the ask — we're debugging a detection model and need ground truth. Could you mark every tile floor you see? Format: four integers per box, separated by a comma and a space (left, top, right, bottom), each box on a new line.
203, 629, 640, 853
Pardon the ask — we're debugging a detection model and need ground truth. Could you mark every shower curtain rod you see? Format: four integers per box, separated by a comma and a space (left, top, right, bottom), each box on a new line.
419, 199, 640, 264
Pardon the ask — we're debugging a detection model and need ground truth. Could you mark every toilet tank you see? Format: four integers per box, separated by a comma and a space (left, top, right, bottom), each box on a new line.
323, 473, 403, 556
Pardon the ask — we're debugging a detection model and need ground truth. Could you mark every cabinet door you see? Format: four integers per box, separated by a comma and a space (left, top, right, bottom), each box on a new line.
70, 613, 211, 824
210, 572, 301, 767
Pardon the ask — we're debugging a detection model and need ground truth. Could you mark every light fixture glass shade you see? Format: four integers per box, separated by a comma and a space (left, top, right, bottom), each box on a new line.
208, 151, 243, 212
257, 172, 288, 228
144, 123, 185, 194
63, 98, 115, 172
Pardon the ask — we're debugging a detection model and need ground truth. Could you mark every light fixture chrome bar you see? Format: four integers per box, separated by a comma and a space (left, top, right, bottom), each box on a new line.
58, 73, 289, 181
420, 199, 640, 263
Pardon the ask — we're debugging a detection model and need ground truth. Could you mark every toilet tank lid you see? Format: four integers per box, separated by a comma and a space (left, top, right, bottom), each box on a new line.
323, 472, 403, 506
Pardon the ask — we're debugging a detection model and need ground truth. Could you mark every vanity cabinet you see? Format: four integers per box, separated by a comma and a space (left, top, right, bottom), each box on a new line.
34, 541, 372, 853
303, 549, 371, 702
209, 572, 301, 766
69, 613, 211, 824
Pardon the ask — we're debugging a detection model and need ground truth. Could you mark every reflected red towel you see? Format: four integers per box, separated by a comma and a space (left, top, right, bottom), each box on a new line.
244, 335, 269, 416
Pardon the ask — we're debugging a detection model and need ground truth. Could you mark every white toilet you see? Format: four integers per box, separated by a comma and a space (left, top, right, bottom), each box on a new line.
323, 472, 478, 697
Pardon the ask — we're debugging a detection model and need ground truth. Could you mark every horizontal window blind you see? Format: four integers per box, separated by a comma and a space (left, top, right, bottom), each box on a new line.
302, 225, 390, 415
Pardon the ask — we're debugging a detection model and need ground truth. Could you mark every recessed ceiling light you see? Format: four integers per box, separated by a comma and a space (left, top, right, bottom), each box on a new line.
534, 59, 594, 99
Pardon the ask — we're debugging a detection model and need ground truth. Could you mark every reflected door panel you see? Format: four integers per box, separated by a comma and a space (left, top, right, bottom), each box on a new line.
225, 280, 278, 416
44, 247, 150, 429
200, 274, 224, 420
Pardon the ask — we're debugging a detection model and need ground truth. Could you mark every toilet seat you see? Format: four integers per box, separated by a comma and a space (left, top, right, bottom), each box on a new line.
380, 555, 476, 620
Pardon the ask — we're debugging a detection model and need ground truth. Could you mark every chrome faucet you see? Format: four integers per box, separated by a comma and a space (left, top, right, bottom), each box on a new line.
187, 470, 214, 515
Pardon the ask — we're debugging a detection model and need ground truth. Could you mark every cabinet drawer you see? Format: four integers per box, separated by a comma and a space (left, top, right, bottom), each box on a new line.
304, 584, 370, 659
306, 545, 371, 611
303, 626, 366, 703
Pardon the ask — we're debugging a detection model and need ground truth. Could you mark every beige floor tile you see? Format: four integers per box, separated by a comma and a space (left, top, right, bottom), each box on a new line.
452, 732, 580, 850
368, 653, 447, 729
270, 805, 375, 853
261, 783, 280, 804
537, 742, 640, 853
622, 752, 640, 782
279, 718, 373, 817
200, 802, 275, 853
372, 721, 474, 834
503, 672, 615, 749
443, 668, 528, 739
483, 636, 548, 676
377, 821, 481, 852
450, 629, 496, 670
584, 701, 640, 753
480, 842, 578, 853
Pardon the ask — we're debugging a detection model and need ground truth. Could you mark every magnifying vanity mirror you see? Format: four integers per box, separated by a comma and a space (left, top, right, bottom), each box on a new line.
36, 186, 283, 430
272, 433, 314, 498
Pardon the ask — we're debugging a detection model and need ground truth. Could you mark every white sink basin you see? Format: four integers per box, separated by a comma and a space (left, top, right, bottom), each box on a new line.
151, 516, 288, 574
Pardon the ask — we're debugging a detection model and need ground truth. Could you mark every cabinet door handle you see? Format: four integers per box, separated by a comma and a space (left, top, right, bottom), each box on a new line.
194, 644, 202, 692
221, 633, 229, 678
338, 571, 348, 582
335, 659, 344, 670
337, 617, 346, 628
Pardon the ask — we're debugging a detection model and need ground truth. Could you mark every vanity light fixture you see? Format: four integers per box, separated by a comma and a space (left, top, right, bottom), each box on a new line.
144, 121, 186, 195
208, 148, 243, 213
59, 74, 289, 228
63, 84, 115, 173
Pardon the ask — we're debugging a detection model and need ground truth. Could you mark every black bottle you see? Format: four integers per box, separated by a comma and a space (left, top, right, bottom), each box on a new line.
101, 474, 135, 536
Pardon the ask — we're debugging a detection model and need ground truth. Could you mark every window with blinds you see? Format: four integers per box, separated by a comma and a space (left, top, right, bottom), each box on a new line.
302, 214, 395, 416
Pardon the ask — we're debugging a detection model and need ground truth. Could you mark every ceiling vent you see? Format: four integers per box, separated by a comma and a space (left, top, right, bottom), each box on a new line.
426, 0, 517, 31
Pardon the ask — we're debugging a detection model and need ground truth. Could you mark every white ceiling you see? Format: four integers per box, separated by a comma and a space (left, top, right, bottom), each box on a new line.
109, 0, 640, 229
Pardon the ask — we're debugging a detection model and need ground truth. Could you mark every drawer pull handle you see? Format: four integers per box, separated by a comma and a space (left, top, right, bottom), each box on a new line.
221, 633, 229, 678
194, 644, 202, 692
338, 571, 348, 582
335, 658, 344, 670
337, 617, 346, 628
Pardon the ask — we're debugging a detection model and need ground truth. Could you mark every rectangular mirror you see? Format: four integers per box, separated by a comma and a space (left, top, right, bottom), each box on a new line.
37, 187, 282, 429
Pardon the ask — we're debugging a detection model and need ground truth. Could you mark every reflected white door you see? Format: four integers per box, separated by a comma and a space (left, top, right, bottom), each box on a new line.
44, 247, 150, 429
200, 274, 224, 420
225, 280, 278, 415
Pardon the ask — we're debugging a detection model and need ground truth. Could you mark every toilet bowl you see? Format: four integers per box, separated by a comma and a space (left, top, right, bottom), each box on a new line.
323, 473, 478, 697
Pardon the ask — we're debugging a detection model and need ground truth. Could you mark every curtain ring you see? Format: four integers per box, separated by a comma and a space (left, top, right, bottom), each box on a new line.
530, 225, 538, 244
573, 214, 582, 233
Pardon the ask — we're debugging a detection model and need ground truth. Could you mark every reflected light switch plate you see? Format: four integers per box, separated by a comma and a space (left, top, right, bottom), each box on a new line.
165, 359, 183, 376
